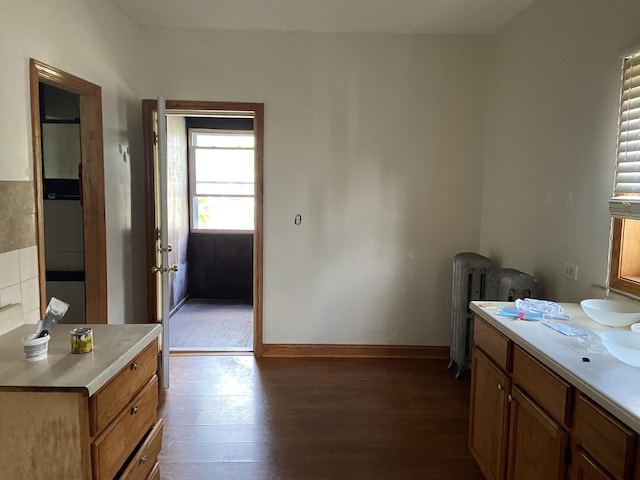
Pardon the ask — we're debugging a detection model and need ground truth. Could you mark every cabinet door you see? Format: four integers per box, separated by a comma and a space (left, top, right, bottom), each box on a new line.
506, 386, 569, 480
571, 448, 615, 480
469, 347, 511, 480
574, 393, 635, 479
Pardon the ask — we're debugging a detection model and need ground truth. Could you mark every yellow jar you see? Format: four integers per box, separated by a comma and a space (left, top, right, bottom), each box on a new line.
70, 328, 93, 353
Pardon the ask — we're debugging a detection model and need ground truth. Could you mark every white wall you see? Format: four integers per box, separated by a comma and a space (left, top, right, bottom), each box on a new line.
11, 0, 635, 344
0, 0, 147, 325
139, 30, 489, 345
480, 0, 640, 302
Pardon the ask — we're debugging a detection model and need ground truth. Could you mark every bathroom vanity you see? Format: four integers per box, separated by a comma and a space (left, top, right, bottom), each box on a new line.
0, 323, 162, 479
469, 302, 640, 480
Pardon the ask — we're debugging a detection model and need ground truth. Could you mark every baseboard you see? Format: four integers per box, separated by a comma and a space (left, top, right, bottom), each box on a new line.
261, 343, 449, 359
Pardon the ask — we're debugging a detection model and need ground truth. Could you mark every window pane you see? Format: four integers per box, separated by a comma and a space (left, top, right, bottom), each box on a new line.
196, 181, 254, 196
193, 196, 254, 231
192, 132, 254, 148
194, 148, 254, 195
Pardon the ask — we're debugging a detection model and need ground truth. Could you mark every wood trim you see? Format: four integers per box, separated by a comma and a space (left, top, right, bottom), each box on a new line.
79, 84, 107, 325
253, 103, 264, 357
29, 59, 107, 324
261, 344, 449, 359
610, 218, 640, 297
142, 99, 158, 329
29, 62, 46, 316
142, 100, 264, 357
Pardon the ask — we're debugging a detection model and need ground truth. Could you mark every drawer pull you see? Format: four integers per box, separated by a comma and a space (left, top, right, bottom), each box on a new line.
497, 383, 503, 391
139, 454, 147, 465
131, 362, 138, 371
131, 406, 139, 415
507, 394, 513, 403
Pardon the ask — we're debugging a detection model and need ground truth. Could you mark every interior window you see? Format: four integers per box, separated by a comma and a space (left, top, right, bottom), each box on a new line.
609, 49, 640, 296
189, 129, 255, 232
610, 218, 640, 296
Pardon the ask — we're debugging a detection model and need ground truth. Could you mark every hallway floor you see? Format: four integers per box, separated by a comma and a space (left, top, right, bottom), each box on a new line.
158, 355, 483, 480
169, 299, 253, 352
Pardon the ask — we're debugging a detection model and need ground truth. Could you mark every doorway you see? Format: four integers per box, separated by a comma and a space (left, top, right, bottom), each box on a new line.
142, 100, 264, 356
29, 59, 108, 324
169, 299, 253, 352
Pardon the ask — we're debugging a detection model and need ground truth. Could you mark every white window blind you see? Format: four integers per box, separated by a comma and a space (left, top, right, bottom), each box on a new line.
610, 49, 640, 219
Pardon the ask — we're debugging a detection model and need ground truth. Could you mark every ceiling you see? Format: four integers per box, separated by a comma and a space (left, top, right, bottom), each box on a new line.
109, 0, 536, 35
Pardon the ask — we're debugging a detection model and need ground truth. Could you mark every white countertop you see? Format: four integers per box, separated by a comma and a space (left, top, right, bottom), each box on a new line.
470, 301, 640, 434
0, 323, 162, 396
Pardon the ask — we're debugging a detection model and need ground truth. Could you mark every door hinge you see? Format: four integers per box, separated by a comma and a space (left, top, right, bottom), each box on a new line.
153, 132, 158, 145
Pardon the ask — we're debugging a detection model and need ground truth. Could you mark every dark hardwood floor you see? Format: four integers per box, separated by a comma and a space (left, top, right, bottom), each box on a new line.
158, 355, 483, 479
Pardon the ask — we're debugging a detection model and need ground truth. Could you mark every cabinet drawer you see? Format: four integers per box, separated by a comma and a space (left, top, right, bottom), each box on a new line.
92, 375, 159, 480
571, 447, 616, 480
90, 340, 158, 435
574, 393, 635, 479
474, 316, 512, 372
120, 418, 164, 480
512, 346, 571, 426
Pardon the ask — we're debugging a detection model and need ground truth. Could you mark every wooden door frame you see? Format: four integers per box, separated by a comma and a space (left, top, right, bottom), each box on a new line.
29, 59, 108, 324
142, 100, 264, 356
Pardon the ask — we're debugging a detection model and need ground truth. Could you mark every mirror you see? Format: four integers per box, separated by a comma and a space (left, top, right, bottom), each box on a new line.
29, 59, 108, 325
39, 83, 86, 324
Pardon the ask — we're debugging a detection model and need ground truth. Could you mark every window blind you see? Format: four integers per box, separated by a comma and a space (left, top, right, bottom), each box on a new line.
610, 50, 640, 219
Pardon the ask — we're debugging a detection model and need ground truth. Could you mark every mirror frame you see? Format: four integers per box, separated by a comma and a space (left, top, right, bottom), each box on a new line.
29, 59, 107, 324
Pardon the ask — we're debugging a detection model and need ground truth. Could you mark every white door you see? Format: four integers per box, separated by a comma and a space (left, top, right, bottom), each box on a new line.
154, 97, 171, 389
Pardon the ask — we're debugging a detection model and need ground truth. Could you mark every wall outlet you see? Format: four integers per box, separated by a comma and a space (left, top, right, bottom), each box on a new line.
563, 262, 578, 281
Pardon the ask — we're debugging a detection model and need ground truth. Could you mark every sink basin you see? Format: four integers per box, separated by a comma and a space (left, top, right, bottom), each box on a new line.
601, 331, 640, 367
580, 299, 640, 327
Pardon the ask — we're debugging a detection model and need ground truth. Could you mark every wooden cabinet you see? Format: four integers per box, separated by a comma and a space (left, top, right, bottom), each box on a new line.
0, 338, 162, 479
469, 347, 511, 480
470, 315, 640, 480
572, 448, 616, 480
512, 346, 571, 426
474, 317, 512, 372
90, 340, 163, 479
506, 385, 569, 480
90, 341, 159, 435
573, 393, 636, 480
120, 418, 164, 480
470, 318, 569, 480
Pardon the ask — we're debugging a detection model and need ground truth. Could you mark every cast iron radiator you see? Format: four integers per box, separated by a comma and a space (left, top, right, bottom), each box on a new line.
449, 252, 491, 379
485, 268, 538, 302
449, 257, 539, 379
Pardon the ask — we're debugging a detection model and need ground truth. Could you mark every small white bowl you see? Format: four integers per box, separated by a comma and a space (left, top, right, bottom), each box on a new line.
580, 299, 640, 327
21, 333, 50, 361
601, 331, 640, 367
